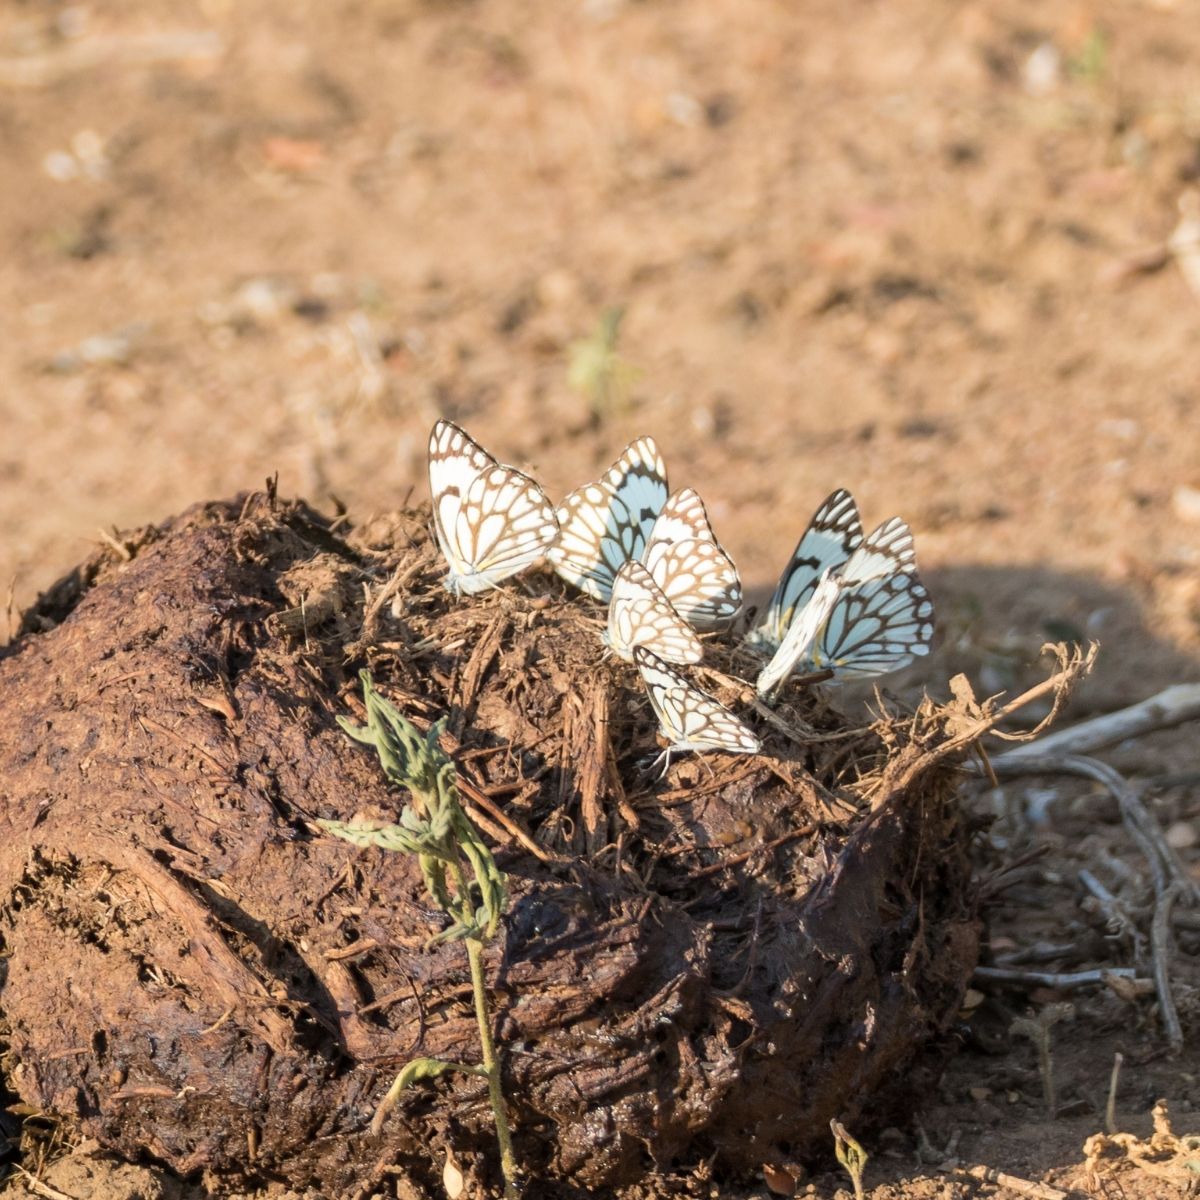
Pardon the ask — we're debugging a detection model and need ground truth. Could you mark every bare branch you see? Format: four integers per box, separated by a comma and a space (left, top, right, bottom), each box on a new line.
975, 966, 1143, 991
951, 1164, 1071, 1200
993, 684, 1200, 765
984, 752, 1193, 1055
1152, 883, 1185, 1055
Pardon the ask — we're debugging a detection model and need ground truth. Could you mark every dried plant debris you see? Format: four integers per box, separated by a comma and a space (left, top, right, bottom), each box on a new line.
1083, 1099, 1200, 1191
0, 494, 1090, 1196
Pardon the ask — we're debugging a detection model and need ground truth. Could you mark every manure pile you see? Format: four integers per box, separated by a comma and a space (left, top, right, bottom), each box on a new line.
0, 493, 985, 1196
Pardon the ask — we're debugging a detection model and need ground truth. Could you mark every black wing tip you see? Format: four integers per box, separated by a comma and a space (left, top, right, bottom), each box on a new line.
633, 644, 670, 671
430, 416, 475, 451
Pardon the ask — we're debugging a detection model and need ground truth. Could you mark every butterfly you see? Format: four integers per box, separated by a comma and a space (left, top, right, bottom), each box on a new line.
755, 518, 934, 692
548, 437, 668, 602
754, 568, 844, 699
746, 488, 864, 652
642, 488, 742, 629
428, 419, 559, 596
605, 560, 702, 665
635, 646, 760, 771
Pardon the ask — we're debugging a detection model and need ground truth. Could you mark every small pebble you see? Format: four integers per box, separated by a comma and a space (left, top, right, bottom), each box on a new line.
1166, 819, 1197, 850
43, 150, 79, 182
1173, 484, 1200, 524
1024, 42, 1062, 96
665, 91, 703, 127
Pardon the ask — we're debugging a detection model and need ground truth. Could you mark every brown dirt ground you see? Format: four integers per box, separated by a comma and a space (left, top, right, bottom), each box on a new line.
1, 0, 1199, 1198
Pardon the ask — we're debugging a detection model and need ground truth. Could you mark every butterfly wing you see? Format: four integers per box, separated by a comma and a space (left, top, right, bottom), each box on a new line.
635, 647, 760, 755
751, 489, 864, 651
606, 561, 702, 665
451, 465, 559, 594
641, 487, 715, 551
755, 570, 844, 698
646, 539, 742, 630
549, 436, 668, 601
549, 483, 635, 601
429, 419, 494, 575
428, 420, 557, 595
838, 515, 916, 584
643, 489, 742, 629
815, 570, 934, 678
602, 436, 669, 545
810, 518, 933, 678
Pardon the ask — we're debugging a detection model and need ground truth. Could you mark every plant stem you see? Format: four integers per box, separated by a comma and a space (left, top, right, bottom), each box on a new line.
451, 854, 518, 1199
332, 675, 519, 1188
467, 935, 519, 1199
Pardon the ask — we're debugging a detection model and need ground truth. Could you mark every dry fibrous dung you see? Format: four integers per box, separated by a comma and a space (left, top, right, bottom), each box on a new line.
0, 493, 1048, 1195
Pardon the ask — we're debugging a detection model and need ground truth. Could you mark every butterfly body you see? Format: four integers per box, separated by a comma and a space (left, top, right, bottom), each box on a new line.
755, 569, 843, 698
428, 420, 559, 596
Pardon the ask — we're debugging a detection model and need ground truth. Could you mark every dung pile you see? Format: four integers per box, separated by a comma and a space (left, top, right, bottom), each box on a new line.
0, 491, 1012, 1196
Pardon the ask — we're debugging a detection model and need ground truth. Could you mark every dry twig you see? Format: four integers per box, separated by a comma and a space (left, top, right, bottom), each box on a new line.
347, 556, 430, 657
1105, 1052, 1122, 1134
1078, 869, 1142, 952
994, 684, 1200, 764
1084, 1098, 1200, 1189
951, 1164, 1071, 1200
0, 30, 223, 88
9, 1168, 79, 1200
1150, 882, 1185, 1055
974, 966, 1141, 990
929, 643, 1098, 766
986, 752, 1192, 1053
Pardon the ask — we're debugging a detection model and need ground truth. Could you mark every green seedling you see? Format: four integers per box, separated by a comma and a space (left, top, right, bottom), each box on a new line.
319, 671, 518, 1198
831, 1119, 868, 1200
1068, 28, 1109, 85
1011, 1002, 1073, 1117
567, 306, 640, 422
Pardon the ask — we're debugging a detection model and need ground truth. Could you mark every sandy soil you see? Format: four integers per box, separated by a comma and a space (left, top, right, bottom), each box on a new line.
2, 0, 1199, 1196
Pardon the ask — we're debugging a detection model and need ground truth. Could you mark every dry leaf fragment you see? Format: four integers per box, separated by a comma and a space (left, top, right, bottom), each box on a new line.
262, 136, 325, 172
442, 1148, 465, 1199
763, 1162, 798, 1196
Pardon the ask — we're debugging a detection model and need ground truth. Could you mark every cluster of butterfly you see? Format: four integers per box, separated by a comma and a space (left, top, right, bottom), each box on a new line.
428, 419, 934, 767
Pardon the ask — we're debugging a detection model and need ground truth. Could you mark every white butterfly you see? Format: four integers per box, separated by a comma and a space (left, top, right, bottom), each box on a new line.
635, 646, 760, 770
755, 519, 934, 691
428, 419, 559, 596
548, 437, 668, 602
605, 560, 702, 665
642, 488, 742, 630
747, 488, 864, 652
754, 569, 843, 699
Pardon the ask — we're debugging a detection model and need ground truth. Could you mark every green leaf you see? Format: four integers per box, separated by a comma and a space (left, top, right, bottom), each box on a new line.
395, 1057, 487, 1091
832, 1120, 868, 1200
317, 818, 425, 855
